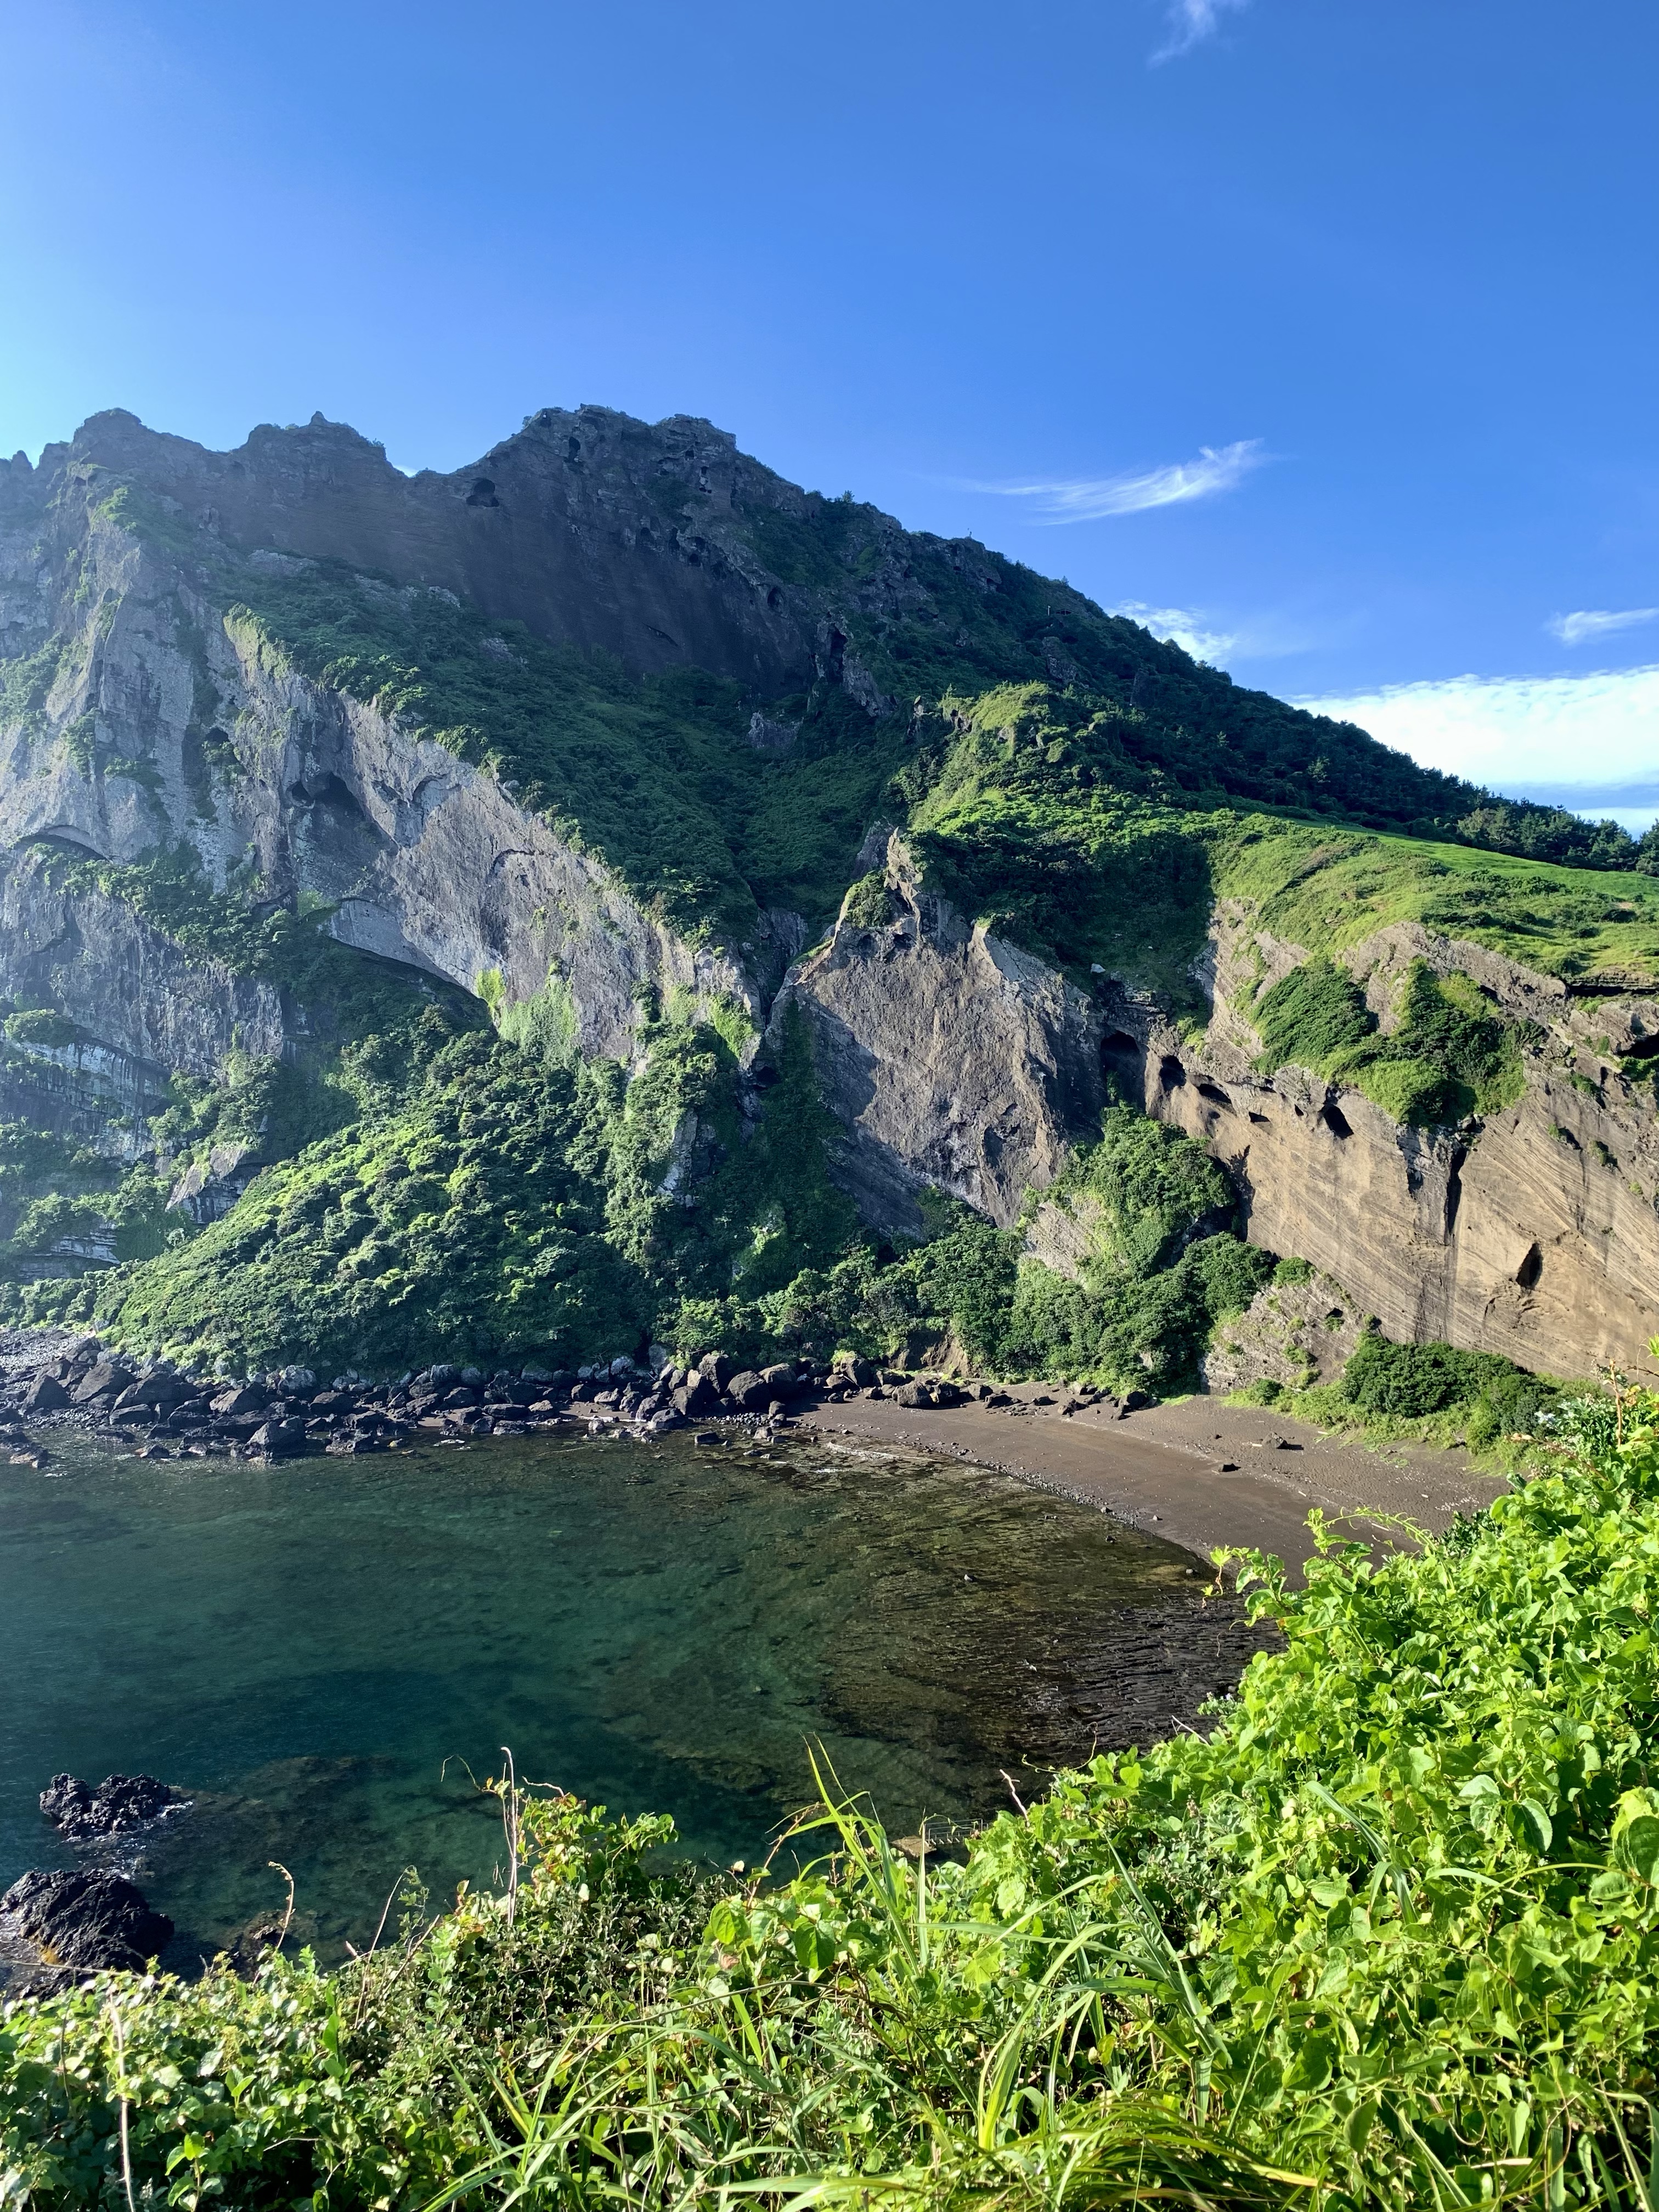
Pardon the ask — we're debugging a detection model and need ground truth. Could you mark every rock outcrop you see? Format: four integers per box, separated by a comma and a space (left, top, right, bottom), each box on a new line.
1106, 919, 1659, 1379
40, 1771, 189, 1844
773, 836, 1104, 1235
0, 484, 775, 1068
0, 1869, 173, 1991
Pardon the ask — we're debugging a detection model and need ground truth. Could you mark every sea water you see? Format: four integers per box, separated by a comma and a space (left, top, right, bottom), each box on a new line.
0, 1424, 1201, 1967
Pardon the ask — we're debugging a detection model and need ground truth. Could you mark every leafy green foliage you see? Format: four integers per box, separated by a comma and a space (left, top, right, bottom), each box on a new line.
745, 1109, 1272, 1390
69, 1001, 861, 1374
8, 1391, 1659, 2206
1252, 954, 1527, 1125
3, 1006, 79, 1050
1340, 1328, 1555, 1435
1252, 953, 1373, 1071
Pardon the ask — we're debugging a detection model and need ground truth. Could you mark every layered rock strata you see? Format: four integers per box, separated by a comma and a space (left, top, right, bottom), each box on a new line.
1105, 920, 1659, 1378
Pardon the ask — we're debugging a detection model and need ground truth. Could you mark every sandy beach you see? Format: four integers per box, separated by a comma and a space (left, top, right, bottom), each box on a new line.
798, 1385, 1506, 1577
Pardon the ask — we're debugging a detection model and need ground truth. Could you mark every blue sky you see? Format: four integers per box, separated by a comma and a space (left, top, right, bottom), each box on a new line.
2, 0, 1654, 825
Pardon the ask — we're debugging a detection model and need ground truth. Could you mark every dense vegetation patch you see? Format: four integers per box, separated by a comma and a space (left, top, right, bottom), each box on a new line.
5, 1385, 1657, 2205
1240, 1324, 1560, 1456
1252, 954, 1529, 1125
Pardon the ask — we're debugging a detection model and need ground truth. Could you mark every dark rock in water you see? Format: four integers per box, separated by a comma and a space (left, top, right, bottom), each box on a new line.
0, 1869, 173, 1985
41, 1771, 189, 1842
247, 1418, 304, 1455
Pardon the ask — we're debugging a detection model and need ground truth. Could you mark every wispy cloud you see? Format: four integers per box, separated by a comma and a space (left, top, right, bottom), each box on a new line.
1294, 665, 1659, 831
1547, 606, 1659, 646
1114, 598, 1319, 667
1152, 0, 1249, 64
1113, 601, 1240, 664
958, 438, 1267, 523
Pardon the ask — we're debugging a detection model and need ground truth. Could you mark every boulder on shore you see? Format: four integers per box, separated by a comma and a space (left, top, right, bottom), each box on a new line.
0, 1869, 173, 1990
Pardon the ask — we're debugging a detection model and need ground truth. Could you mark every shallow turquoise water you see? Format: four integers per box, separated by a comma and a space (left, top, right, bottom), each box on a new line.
0, 1425, 1198, 1967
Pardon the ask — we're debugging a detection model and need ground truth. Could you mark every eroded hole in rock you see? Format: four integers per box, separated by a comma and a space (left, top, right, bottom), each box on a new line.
1516, 1242, 1543, 1289
465, 477, 500, 507
1158, 1056, 1186, 1093
289, 772, 370, 822
566, 436, 581, 462
1197, 1081, 1231, 1107
767, 586, 783, 611
1320, 1099, 1352, 1138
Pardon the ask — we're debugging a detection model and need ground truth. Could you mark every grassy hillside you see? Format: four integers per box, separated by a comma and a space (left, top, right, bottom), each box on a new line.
891, 683, 1659, 1000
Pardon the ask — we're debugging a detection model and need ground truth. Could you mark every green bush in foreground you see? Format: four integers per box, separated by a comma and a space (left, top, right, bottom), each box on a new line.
5, 1388, 1658, 2207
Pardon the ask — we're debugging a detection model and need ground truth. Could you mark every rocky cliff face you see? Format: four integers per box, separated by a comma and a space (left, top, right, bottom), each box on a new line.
2, 403, 1655, 1386
772, 835, 1103, 1236
1102, 918, 1659, 1378
7, 406, 820, 694
0, 851, 286, 1113
0, 442, 777, 1077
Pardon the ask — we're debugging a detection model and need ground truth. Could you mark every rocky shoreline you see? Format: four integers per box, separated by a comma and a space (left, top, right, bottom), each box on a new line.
0, 1326, 1152, 1472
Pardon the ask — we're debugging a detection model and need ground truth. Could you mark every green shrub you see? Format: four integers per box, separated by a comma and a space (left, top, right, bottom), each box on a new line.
2, 1007, 78, 1051
1254, 955, 1527, 1127
839, 870, 891, 927
1340, 1327, 1551, 1427
1253, 954, 1373, 1071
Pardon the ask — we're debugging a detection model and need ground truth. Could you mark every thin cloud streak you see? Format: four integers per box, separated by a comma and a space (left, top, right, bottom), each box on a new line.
1152, 0, 1250, 64
1113, 601, 1239, 664
957, 438, 1267, 523
1547, 607, 1659, 646
1114, 598, 1319, 666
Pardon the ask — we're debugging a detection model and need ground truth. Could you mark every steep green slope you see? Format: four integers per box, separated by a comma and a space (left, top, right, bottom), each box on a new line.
893, 682, 1659, 1000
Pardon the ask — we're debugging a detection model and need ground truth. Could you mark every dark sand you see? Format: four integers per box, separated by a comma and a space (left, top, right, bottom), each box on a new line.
799, 1387, 1505, 1577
